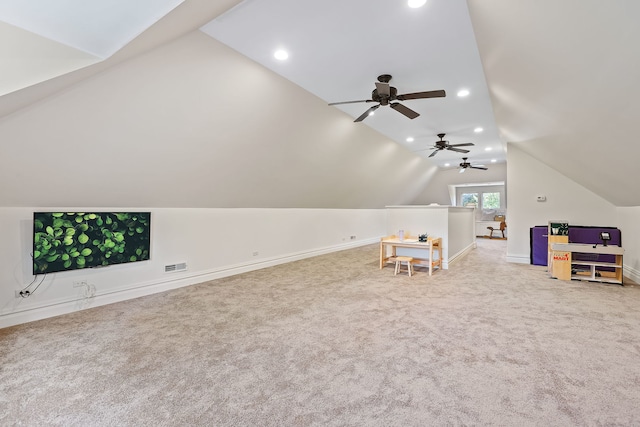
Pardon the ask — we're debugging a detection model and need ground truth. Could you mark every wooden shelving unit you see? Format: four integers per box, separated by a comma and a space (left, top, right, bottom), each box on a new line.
571, 260, 623, 284
551, 243, 624, 285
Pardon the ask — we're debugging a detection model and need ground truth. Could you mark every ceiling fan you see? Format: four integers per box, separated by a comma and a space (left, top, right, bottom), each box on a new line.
328, 74, 445, 122
459, 157, 488, 173
427, 133, 474, 157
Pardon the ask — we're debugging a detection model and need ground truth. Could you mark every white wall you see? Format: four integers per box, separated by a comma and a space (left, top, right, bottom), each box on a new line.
506, 145, 617, 263
0, 208, 385, 328
448, 207, 476, 259
385, 206, 476, 267
0, 30, 450, 328
616, 207, 640, 284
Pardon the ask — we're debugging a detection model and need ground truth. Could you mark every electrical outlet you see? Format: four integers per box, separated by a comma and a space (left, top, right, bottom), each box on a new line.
15, 290, 32, 298
84, 284, 96, 298
73, 280, 87, 288
252, 251, 259, 257
350, 235, 356, 240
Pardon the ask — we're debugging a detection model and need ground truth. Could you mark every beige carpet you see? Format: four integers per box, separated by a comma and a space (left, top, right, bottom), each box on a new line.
2, 238, 640, 426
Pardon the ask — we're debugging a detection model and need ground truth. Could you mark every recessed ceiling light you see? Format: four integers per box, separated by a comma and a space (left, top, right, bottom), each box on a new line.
457, 89, 470, 97
485, 147, 492, 151
474, 127, 483, 133
444, 163, 450, 167
408, 0, 427, 8
491, 159, 497, 163
406, 137, 414, 142
274, 49, 288, 60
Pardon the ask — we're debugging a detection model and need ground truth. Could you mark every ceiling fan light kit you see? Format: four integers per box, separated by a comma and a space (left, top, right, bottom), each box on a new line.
329, 74, 445, 122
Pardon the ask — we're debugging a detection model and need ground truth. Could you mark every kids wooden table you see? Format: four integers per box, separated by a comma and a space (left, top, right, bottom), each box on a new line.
380, 235, 442, 276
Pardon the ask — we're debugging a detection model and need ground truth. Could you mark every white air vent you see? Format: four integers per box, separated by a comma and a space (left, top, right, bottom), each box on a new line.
165, 262, 187, 273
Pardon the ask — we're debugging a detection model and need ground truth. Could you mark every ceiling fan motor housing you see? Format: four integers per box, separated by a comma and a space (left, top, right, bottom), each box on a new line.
372, 86, 397, 105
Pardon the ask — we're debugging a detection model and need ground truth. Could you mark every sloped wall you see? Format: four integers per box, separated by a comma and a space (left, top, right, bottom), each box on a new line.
0, 29, 447, 327
0, 31, 436, 209
506, 144, 617, 263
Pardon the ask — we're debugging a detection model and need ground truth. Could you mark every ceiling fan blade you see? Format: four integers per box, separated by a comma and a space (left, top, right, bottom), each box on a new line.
428, 149, 440, 158
471, 166, 488, 170
375, 82, 390, 97
396, 90, 446, 101
354, 104, 380, 122
447, 147, 471, 153
329, 99, 374, 106
449, 143, 474, 147
390, 102, 419, 119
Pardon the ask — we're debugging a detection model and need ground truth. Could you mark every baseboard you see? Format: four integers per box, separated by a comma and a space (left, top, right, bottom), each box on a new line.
506, 254, 531, 264
624, 264, 640, 285
0, 238, 379, 329
445, 242, 476, 269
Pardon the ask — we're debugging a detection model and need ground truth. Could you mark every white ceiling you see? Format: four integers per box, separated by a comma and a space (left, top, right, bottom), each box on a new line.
201, 0, 504, 169
0, 0, 184, 95
0, 0, 184, 58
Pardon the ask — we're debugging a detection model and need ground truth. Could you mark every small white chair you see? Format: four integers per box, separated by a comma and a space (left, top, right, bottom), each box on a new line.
394, 256, 414, 276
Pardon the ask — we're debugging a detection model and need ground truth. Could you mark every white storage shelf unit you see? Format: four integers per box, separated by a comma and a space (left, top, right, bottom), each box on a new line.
572, 259, 623, 284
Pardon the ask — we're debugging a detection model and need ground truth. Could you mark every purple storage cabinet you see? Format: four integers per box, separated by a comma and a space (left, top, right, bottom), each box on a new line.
530, 226, 549, 266
530, 225, 621, 266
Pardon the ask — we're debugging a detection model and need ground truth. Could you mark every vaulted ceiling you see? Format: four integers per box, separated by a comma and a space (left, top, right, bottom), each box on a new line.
1, 0, 639, 206
200, 0, 504, 168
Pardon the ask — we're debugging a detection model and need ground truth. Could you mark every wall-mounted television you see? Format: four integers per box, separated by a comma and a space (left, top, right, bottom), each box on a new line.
33, 212, 151, 274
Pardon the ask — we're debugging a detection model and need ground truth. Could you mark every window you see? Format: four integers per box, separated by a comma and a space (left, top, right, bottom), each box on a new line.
454, 184, 506, 221
461, 193, 478, 207
482, 192, 500, 209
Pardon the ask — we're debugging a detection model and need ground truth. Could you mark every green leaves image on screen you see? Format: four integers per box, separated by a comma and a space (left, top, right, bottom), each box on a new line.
33, 212, 151, 274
